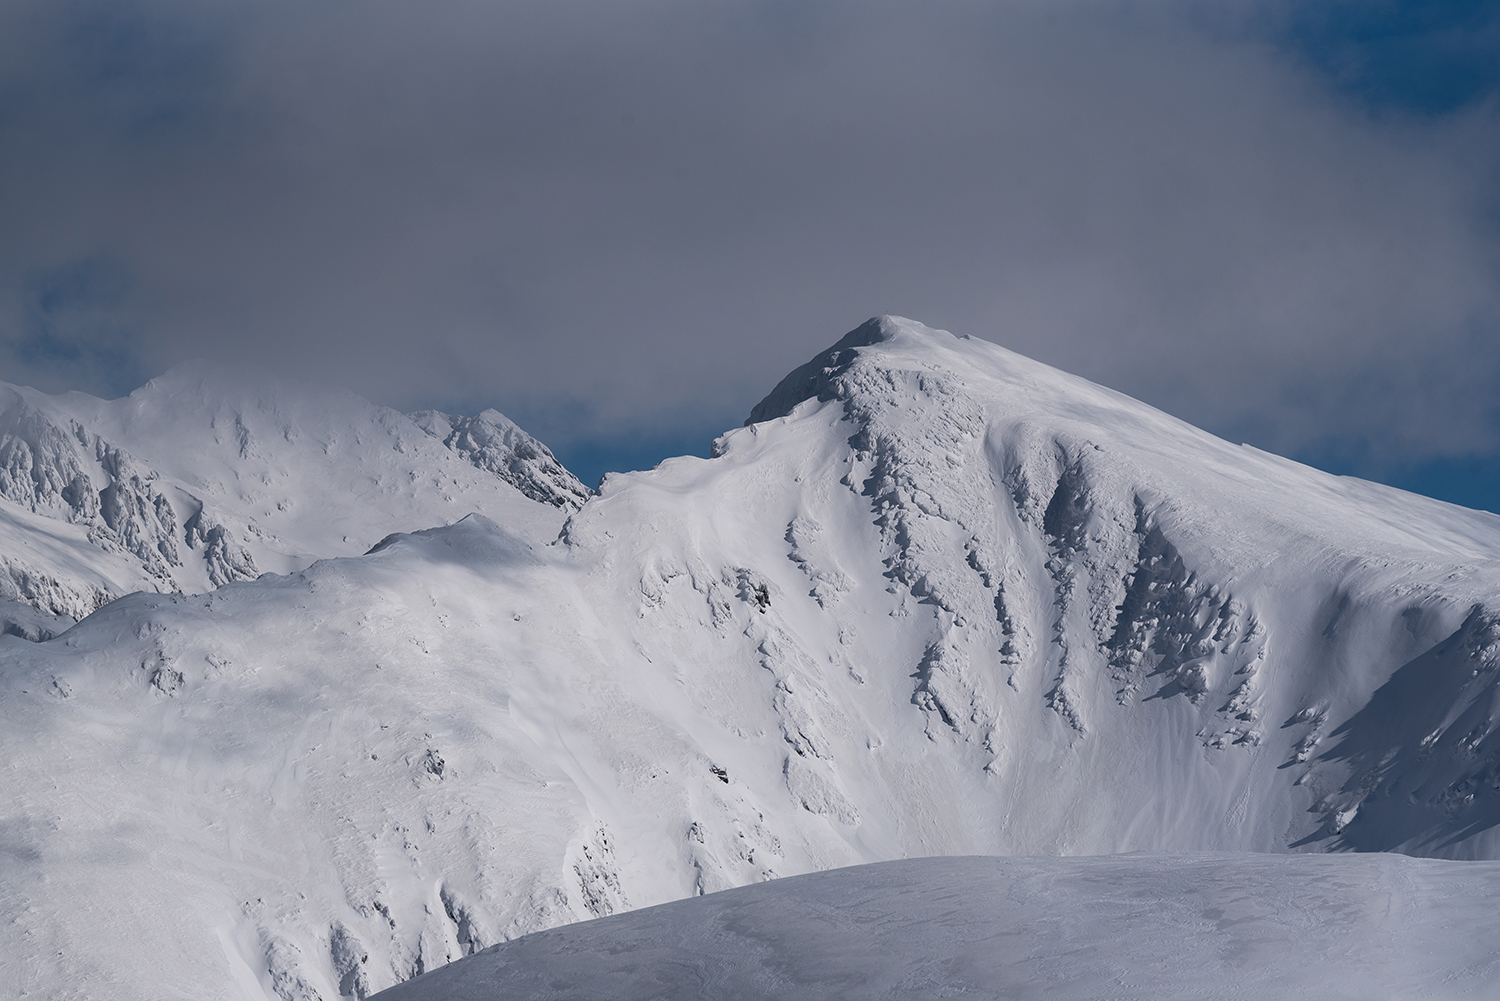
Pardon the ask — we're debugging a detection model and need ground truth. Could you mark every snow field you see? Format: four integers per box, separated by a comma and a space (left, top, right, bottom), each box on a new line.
373, 853, 1500, 1001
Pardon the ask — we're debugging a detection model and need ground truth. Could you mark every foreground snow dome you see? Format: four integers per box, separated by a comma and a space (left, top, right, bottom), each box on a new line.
5, 317, 1500, 998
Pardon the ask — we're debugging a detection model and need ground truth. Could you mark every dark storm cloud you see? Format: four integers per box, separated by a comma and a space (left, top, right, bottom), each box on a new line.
1, 1, 1498, 487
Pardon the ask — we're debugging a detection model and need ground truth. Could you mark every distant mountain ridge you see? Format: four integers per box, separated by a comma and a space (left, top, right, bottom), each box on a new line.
6, 319, 1500, 999
0, 363, 586, 637
408, 409, 592, 510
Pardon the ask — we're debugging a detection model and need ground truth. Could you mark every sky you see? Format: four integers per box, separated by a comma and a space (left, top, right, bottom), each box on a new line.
1, 1, 1498, 505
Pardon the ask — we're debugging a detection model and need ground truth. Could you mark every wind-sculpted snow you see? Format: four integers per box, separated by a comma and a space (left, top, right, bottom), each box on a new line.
0, 365, 577, 626
0, 391, 183, 605
0, 491, 139, 624
372, 853, 1500, 1000
409, 409, 591, 511
8, 318, 1500, 998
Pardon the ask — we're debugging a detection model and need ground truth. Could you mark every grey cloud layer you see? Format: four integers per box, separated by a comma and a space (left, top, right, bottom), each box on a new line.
1, 0, 1497, 466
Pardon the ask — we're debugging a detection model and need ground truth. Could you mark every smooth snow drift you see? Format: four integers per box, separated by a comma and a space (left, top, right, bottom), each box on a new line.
373, 853, 1500, 1001
5, 317, 1500, 999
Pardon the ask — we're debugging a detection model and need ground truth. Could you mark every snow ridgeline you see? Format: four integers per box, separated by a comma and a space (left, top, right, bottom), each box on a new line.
0, 365, 588, 637
6, 318, 1500, 999
373, 853, 1500, 1000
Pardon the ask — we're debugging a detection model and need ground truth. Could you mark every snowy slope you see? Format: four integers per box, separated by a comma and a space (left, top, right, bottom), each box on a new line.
374, 853, 1500, 1001
0, 363, 585, 631
6, 318, 1500, 999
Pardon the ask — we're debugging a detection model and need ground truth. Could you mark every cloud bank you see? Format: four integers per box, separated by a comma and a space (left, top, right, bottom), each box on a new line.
1, 1, 1497, 487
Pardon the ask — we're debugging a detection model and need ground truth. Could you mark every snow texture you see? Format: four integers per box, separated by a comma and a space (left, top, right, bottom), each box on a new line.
373, 853, 1500, 1000
409, 409, 591, 510
7, 318, 1500, 998
0, 365, 582, 621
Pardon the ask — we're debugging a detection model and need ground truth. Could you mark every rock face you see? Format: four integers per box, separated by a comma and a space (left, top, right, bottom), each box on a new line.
6, 318, 1500, 999
0, 366, 583, 627
409, 409, 591, 511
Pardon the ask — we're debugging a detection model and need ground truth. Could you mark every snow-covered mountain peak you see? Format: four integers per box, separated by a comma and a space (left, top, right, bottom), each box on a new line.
0, 362, 582, 635
743, 315, 1500, 564
573, 315, 1500, 852
745, 314, 923, 425
9, 320, 1500, 999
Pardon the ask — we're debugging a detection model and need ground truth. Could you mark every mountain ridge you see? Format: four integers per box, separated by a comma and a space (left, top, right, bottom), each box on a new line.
5, 317, 1500, 998
0, 362, 586, 638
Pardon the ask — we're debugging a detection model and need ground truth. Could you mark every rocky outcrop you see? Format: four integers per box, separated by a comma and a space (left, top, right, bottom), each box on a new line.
410, 409, 591, 510
184, 510, 259, 588
0, 398, 181, 592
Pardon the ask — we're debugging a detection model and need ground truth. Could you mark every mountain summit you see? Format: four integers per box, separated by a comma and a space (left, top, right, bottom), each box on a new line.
5, 318, 1500, 999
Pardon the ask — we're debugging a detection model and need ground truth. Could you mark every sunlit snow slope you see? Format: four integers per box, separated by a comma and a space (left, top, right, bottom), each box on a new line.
375, 853, 1500, 1001
6, 318, 1500, 999
0, 362, 585, 637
